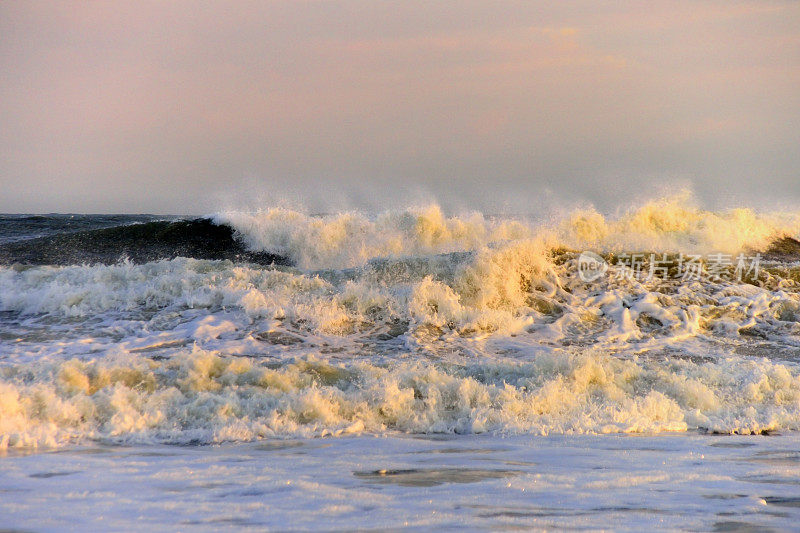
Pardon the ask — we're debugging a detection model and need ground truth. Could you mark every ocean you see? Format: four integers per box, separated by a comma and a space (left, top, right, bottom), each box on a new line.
2, 196, 800, 530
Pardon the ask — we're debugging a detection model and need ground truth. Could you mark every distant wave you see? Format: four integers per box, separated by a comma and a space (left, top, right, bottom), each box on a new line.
0, 218, 289, 266
3, 193, 800, 268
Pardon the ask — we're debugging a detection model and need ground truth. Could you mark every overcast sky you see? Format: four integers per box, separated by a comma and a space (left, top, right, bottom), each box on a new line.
1, 1, 798, 214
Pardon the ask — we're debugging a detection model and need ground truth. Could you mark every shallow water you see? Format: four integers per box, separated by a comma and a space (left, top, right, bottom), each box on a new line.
2, 433, 800, 531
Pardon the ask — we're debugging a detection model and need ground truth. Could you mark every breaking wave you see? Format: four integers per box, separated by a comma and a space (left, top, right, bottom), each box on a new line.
2, 192, 800, 448
218, 191, 800, 270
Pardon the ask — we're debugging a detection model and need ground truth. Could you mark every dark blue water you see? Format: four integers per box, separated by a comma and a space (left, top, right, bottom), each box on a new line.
0, 214, 173, 245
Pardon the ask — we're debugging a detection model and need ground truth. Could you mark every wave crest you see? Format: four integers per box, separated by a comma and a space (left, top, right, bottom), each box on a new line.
219, 193, 800, 271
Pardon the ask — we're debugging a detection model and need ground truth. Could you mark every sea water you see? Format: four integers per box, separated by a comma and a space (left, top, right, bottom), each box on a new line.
2, 194, 800, 530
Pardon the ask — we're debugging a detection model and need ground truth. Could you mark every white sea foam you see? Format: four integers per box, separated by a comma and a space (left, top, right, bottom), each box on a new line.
3, 346, 800, 449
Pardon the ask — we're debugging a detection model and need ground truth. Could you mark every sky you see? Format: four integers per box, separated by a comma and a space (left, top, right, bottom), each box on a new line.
1, 1, 799, 214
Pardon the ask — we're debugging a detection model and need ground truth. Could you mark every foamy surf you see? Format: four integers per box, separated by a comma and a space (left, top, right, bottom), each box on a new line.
2, 194, 800, 450
2, 347, 800, 449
